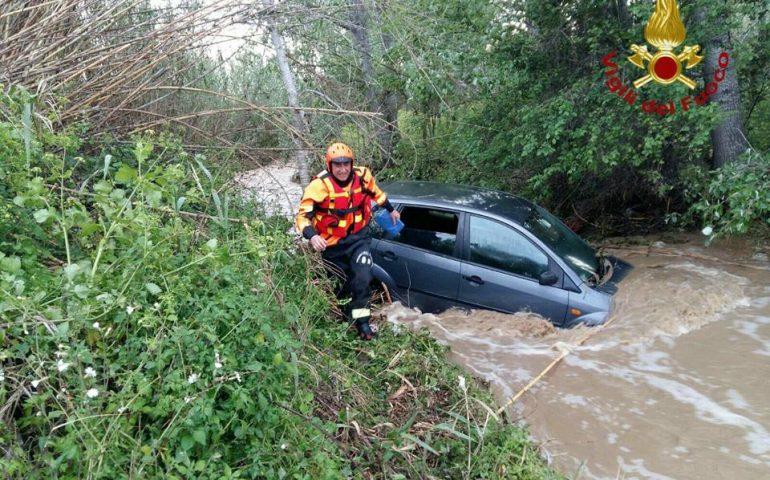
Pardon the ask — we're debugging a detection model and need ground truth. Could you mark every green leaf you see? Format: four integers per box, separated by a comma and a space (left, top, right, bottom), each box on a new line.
115, 165, 138, 184
145, 283, 162, 295
33, 208, 53, 223
180, 435, 194, 451
103, 154, 112, 180
0, 256, 21, 273
63, 264, 80, 282
192, 429, 206, 445
79, 223, 101, 237
93, 180, 113, 194
272, 352, 283, 366
433, 422, 473, 441
57, 321, 70, 337
194, 157, 213, 182
205, 238, 218, 250
73, 284, 90, 299
146, 189, 162, 207
400, 433, 439, 455
134, 141, 154, 164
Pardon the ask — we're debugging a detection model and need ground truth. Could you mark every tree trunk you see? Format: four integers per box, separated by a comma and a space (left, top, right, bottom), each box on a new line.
692, 7, 749, 168
264, 0, 310, 185
615, 0, 632, 29
349, 0, 377, 113
704, 42, 748, 168
373, 0, 398, 166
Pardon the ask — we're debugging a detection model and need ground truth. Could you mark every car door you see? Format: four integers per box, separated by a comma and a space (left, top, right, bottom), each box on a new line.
371, 205, 462, 312
457, 214, 568, 325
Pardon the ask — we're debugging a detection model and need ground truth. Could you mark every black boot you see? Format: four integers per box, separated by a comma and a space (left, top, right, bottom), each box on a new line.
355, 317, 375, 341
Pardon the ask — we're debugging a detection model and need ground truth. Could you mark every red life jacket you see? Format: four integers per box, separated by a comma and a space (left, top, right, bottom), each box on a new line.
312, 168, 373, 246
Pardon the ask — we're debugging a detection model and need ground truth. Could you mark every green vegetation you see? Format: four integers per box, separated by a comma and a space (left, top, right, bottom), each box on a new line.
378, 0, 770, 238
1, 89, 557, 478
678, 152, 770, 241
2, 0, 768, 476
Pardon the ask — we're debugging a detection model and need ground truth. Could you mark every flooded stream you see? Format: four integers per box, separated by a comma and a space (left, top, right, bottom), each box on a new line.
381, 236, 770, 479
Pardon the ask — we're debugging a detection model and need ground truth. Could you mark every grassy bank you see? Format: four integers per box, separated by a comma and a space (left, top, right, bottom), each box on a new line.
0, 91, 557, 479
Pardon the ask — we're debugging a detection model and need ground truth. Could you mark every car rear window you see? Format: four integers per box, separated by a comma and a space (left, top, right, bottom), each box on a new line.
392, 206, 459, 257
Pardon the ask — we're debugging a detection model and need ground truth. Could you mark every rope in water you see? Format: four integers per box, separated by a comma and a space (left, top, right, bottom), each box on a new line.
495, 314, 620, 417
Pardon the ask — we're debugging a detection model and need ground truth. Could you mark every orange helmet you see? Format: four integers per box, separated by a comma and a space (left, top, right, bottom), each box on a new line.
325, 142, 355, 167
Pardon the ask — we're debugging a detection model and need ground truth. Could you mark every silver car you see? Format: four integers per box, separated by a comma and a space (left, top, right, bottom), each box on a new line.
370, 181, 631, 327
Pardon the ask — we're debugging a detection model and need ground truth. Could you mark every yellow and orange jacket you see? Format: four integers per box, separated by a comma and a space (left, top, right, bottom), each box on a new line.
296, 166, 390, 248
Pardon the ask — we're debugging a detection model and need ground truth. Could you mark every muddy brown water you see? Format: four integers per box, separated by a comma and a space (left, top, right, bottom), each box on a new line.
380, 235, 770, 479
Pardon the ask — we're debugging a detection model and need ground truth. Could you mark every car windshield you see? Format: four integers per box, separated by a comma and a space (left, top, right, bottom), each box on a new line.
522, 205, 600, 283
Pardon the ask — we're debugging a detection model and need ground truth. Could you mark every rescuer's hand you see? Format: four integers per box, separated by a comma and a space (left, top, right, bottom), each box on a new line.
390, 209, 401, 225
310, 235, 327, 252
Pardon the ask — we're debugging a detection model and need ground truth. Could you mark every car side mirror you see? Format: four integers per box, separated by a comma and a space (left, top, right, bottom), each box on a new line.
539, 271, 558, 286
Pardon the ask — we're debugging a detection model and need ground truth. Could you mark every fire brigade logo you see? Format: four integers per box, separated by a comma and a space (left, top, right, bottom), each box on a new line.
628, 0, 702, 89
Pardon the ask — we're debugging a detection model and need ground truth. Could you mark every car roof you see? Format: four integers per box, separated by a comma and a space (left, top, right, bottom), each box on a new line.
381, 180, 535, 223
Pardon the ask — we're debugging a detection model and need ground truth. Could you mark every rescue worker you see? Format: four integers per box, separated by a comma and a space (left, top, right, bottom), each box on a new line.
295, 142, 400, 340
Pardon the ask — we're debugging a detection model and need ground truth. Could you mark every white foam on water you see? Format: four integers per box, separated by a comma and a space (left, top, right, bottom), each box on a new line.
617, 457, 677, 480
726, 389, 751, 410
642, 375, 770, 456
738, 454, 764, 466
510, 367, 533, 383
626, 345, 672, 374
565, 350, 770, 458
734, 318, 770, 358
562, 393, 589, 408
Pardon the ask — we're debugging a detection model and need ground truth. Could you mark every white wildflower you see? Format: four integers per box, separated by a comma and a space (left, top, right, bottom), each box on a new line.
56, 359, 71, 372
84, 367, 97, 378
86, 388, 99, 398
31, 379, 42, 388
214, 351, 223, 370
702, 226, 713, 236
187, 373, 199, 384
0, 369, 4, 383
280, 443, 288, 450
184, 396, 192, 404
92, 322, 101, 330
126, 305, 135, 315
233, 371, 242, 383
118, 406, 127, 414
458, 375, 467, 392
485, 43, 493, 52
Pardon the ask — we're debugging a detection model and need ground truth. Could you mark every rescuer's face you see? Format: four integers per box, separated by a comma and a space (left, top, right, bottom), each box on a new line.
330, 161, 352, 182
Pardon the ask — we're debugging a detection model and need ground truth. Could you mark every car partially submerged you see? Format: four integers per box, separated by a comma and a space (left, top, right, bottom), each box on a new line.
370, 181, 631, 327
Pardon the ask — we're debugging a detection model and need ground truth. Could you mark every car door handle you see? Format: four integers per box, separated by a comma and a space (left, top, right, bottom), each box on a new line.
382, 251, 398, 261
462, 275, 485, 285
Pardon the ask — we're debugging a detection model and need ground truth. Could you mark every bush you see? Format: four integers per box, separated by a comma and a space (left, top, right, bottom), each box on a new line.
678, 151, 770, 240
1, 88, 557, 479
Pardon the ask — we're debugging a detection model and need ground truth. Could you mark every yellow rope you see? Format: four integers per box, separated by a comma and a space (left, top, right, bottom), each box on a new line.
495, 315, 619, 417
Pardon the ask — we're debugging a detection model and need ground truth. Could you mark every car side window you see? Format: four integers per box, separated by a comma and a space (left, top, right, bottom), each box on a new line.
468, 215, 549, 280
392, 206, 459, 257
